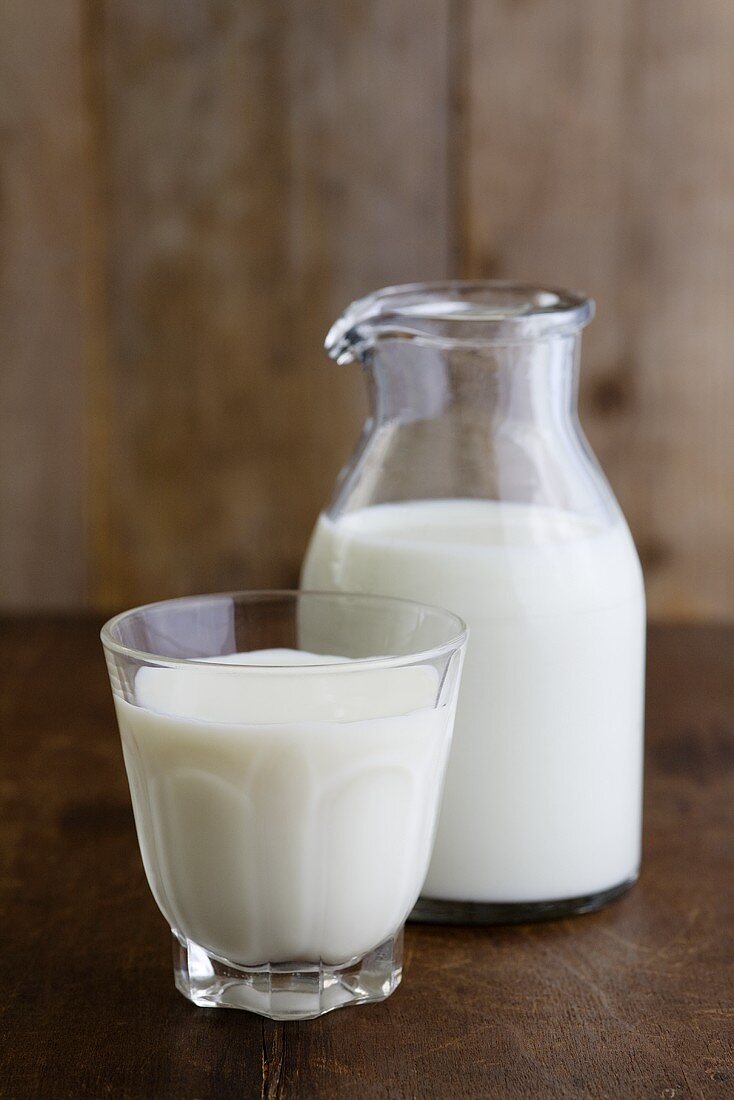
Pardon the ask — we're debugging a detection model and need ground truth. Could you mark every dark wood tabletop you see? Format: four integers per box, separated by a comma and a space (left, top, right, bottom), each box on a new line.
1, 619, 732, 1099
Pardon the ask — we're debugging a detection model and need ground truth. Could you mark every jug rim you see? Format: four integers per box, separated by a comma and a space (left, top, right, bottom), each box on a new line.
326, 280, 594, 362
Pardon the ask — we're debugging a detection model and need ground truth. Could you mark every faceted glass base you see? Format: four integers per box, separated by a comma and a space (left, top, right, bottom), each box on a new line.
411, 875, 637, 925
172, 929, 403, 1020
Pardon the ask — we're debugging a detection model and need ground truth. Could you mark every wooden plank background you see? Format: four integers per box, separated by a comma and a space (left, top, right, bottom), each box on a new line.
1, 0, 733, 619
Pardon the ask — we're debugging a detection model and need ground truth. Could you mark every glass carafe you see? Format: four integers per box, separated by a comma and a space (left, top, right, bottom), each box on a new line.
302, 282, 646, 924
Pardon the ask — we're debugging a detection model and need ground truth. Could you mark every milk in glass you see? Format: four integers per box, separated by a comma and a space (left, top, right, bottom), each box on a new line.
115, 651, 454, 964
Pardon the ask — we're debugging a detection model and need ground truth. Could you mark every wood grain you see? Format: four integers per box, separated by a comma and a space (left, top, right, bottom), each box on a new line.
89, 0, 451, 609
462, 0, 734, 621
1, 619, 732, 1098
0, 1, 88, 609
3, 2, 734, 619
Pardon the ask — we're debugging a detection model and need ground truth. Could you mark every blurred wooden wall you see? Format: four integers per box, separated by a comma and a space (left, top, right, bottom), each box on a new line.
2, 1, 733, 620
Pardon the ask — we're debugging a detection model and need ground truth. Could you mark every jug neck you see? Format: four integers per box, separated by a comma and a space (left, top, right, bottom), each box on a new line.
364, 334, 580, 432
322, 282, 622, 522
327, 281, 593, 432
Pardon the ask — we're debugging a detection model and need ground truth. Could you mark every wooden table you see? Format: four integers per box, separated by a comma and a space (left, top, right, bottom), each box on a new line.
1, 620, 732, 1099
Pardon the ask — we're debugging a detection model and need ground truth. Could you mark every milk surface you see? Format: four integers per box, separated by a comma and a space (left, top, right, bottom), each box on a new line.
302, 500, 646, 902
115, 651, 452, 965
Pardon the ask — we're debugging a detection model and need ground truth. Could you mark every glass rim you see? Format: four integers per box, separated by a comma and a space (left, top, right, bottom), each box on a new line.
326, 280, 594, 361
100, 589, 468, 673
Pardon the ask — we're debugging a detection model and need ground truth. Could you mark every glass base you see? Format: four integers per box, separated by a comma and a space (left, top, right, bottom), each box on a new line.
172, 929, 403, 1020
410, 875, 637, 925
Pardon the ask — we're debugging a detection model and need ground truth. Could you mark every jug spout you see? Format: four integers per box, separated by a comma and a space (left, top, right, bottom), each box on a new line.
325, 281, 594, 365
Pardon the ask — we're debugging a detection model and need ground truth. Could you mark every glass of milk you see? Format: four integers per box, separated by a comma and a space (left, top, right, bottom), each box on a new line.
302, 282, 646, 924
101, 590, 466, 1020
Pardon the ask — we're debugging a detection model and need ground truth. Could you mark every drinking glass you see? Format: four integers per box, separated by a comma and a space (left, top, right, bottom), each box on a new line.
102, 591, 466, 1020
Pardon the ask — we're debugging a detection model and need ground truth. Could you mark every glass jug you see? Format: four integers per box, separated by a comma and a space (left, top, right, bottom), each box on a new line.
302, 282, 646, 924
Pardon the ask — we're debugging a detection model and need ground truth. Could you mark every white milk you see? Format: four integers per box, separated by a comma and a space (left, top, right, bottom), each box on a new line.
302, 500, 646, 903
115, 651, 453, 965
